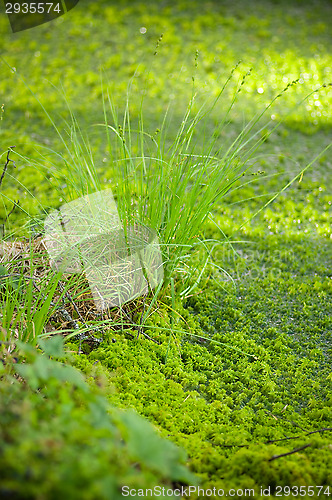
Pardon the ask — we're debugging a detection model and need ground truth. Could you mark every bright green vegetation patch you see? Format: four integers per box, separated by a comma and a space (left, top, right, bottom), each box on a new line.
1, 0, 332, 128
0, 0, 331, 498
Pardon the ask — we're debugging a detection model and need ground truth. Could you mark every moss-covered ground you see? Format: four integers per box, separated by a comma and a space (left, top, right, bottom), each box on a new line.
70, 188, 331, 495
0, 0, 331, 498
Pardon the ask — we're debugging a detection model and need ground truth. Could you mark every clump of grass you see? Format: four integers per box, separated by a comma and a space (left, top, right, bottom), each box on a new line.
52, 66, 329, 298
0, 259, 63, 346
0, 236, 79, 346
1, 60, 331, 346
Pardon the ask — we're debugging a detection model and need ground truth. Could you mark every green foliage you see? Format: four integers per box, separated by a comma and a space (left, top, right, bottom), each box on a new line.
15, 338, 87, 392
0, 337, 196, 499
0, 262, 70, 345
0, 263, 20, 291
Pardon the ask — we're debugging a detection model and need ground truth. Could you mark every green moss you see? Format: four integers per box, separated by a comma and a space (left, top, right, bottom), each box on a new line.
66, 219, 331, 495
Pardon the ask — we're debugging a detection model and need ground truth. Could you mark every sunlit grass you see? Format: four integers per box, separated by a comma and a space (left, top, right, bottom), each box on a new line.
0, 61, 329, 354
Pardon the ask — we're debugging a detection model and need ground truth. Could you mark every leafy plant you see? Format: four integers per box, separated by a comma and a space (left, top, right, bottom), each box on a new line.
0, 337, 196, 499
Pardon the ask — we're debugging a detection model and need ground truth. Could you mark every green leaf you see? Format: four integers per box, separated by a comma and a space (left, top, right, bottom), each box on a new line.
0, 264, 8, 277
38, 335, 66, 358
118, 410, 197, 484
16, 340, 38, 358
15, 341, 87, 392
15, 363, 39, 391
0, 264, 22, 292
